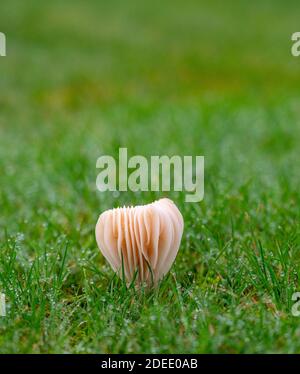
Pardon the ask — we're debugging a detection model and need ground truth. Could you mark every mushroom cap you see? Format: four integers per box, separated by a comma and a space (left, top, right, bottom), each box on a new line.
95, 198, 184, 285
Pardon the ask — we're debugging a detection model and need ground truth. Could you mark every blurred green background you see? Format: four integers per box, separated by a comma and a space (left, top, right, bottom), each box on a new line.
0, 0, 300, 353
1, 0, 300, 104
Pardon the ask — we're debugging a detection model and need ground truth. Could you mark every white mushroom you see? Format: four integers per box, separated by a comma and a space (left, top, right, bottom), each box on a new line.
95, 198, 184, 286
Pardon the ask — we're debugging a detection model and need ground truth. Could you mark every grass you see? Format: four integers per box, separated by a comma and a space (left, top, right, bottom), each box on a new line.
0, 0, 300, 353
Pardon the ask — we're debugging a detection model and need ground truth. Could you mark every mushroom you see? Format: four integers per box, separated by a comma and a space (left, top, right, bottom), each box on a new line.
95, 198, 184, 286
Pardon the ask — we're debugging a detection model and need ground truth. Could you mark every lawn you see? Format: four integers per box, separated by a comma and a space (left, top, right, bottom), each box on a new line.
0, 0, 300, 353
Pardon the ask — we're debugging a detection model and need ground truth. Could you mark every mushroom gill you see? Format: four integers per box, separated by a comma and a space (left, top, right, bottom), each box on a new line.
95, 198, 184, 286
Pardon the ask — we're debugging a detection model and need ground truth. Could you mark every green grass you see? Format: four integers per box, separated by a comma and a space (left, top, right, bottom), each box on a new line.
0, 0, 300, 353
